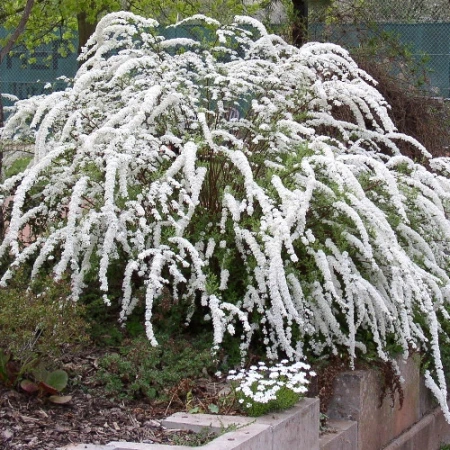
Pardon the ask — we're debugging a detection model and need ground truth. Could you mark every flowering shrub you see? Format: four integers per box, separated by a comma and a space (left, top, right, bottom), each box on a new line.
228, 360, 315, 416
2, 12, 450, 419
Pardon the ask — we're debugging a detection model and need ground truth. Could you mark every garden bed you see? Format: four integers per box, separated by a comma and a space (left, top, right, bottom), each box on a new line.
0, 348, 222, 449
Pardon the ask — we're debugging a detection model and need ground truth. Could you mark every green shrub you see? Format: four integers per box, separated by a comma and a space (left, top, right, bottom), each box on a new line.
0, 270, 90, 366
96, 333, 216, 401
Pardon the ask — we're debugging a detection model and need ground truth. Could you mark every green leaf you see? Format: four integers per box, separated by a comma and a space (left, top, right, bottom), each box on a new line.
207, 403, 219, 414
38, 381, 59, 395
45, 369, 68, 392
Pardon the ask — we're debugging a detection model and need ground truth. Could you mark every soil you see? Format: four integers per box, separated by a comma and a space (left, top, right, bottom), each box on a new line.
0, 350, 228, 449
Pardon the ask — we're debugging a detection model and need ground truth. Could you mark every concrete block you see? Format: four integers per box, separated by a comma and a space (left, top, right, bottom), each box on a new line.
419, 374, 437, 417
163, 397, 320, 450
320, 420, 357, 450
58, 445, 115, 450
108, 444, 192, 450
201, 423, 273, 450
162, 412, 254, 433
108, 423, 271, 450
327, 355, 421, 450
256, 397, 320, 450
383, 404, 450, 450
434, 403, 450, 447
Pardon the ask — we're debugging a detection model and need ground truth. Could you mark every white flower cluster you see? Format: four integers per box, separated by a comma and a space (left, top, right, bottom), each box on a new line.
227, 360, 315, 407
2, 12, 450, 420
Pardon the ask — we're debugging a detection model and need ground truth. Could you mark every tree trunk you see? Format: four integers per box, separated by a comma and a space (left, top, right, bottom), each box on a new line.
77, 12, 98, 57
291, 0, 309, 47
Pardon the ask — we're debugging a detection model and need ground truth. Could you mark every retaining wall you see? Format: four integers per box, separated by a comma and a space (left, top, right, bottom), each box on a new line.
60, 356, 450, 450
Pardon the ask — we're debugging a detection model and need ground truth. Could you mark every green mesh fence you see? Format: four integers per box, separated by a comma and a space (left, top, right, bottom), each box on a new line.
310, 22, 450, 98
1, 21, 450, 104
382, 23, 450, 97
0, 36, 78, 109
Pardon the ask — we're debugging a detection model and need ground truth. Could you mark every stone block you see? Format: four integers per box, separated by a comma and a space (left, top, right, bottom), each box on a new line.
319, 420, 357, 450
162, 412, 254, 433
108, 444, 192, 450
383, 403, 450, 450
419, 375, 438, 417
109, 426, 272, 450
58, 445, 115, 450
256, 397, 320, 450
163, 397, 320, 450
326, 355, 421, 450
201, 423, 273, 450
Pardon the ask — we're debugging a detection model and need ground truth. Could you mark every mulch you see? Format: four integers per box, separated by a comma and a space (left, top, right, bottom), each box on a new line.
0, 351, 225, 449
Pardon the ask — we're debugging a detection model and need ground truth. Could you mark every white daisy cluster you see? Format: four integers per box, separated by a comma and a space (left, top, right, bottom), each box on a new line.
2, 12, 450, 420
227, 360, 315, 413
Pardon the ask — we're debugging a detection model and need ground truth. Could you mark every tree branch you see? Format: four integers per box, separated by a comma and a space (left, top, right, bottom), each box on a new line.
0, 0, 36, 65
0, 0, 45, 23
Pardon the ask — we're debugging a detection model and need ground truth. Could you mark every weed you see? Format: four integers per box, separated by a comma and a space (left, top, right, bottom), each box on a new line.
170, 422, 250, 447
20, 367, 72, 404
0, 349, 36, 388
170, 428, 217, 447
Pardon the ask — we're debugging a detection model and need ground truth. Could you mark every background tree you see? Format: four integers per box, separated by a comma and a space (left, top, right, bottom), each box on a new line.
333, 0, 450, 22
0, 0, 35, 127
0, 0, 35, 240
0, 0, 266, 60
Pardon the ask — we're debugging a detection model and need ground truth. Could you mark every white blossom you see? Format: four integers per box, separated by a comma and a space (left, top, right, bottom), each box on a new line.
2, 12, 450, 421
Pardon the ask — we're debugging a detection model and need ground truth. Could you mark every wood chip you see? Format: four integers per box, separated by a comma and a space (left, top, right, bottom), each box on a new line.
20, 415, 39, 423
37, 409, 49, 419
1, 429, 13, 441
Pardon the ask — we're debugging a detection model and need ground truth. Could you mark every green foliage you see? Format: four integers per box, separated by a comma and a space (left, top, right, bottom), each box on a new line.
0, 269, 87, 404
0, 0, 266, 63
39, 368, 68, 392
142, 0, 264, 24
2, 155, 32, 179
21, 367, 68, 393
235, 383, 300, 417
0, 349, 36, 387
170, 427, 218, 447
0, 350, 10, 385
20, 366, 72, 403
0, 269, 90, 363
96, 333, 216, 401
80, 296, 124, 347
